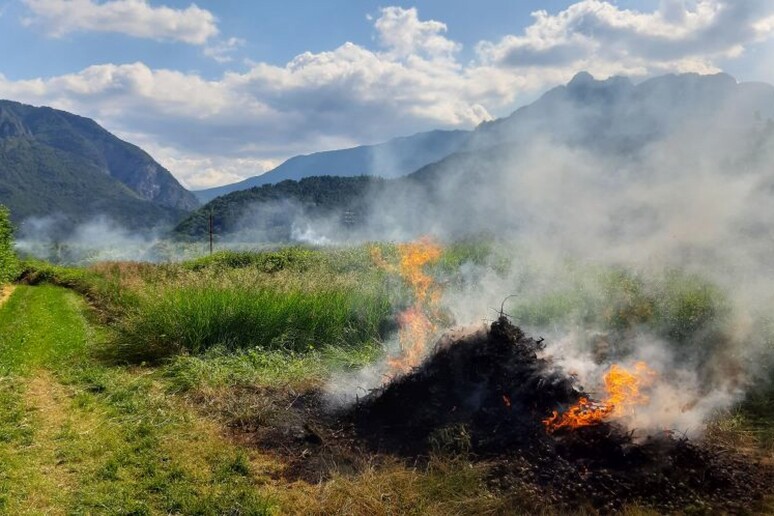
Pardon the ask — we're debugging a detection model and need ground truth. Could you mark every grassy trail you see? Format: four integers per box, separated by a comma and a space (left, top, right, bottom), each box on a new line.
0, 285, 88, 374
0, 285, 275, 515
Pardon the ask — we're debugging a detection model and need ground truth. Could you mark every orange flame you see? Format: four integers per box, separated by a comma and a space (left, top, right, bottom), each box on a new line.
387, 307, 435, 374
396, 238, 442, 305
543, 361, 657, 432
372, 237, 443, 376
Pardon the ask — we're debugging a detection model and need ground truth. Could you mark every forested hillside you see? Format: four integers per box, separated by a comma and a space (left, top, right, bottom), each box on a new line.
174, 176, 389, 240
0, 100, 198, 229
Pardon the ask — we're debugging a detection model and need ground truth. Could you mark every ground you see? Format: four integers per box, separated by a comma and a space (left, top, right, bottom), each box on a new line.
0, 285, 513, 515
0, 285, 275, 514
0, 277, 771, 515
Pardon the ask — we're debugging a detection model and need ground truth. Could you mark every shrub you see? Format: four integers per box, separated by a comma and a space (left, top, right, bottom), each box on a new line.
0, 205, 20, 284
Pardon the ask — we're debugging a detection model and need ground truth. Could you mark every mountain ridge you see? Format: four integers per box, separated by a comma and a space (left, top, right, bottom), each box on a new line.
193, 129, 471, 202
174, 71, 774, 241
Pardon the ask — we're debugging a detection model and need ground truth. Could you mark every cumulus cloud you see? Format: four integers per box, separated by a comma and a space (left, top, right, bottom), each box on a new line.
477, 0, 774, 76
374, 6, 460, 61
22, 0, 218, 44
3, 3, 774, 188
129, 137, 280, 189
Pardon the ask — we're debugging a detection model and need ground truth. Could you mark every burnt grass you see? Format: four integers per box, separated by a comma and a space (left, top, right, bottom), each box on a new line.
233, 317, 771, 514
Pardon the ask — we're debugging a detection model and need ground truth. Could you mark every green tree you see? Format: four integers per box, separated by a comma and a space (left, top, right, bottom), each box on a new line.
0, 204, 20, 283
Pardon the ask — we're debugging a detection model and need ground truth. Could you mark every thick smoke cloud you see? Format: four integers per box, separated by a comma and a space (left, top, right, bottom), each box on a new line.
317, 73, 774, 433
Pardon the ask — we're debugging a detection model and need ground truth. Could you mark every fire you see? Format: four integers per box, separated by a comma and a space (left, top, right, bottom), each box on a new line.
372, 237, 443, 376
387, 306, 435, 373
395, 238, 442, 304
543, 361, 657, 432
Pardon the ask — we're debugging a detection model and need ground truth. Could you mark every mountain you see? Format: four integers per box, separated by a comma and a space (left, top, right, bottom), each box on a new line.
466, 71, 774, 153
193, 129, 471, 203
0, 100, 198, 229
175, 72, 774, 243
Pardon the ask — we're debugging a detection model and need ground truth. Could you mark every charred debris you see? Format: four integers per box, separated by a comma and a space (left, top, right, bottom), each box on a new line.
348, 316, 771, 513
238, 316, 770, 513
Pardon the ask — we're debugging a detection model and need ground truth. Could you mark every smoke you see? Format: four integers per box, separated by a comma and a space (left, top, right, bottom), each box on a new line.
14, 71, 773, 434
325, 334, 416, 407
14, 215, 216, 263
318, 73, 774, 434
15, 215, 162, 263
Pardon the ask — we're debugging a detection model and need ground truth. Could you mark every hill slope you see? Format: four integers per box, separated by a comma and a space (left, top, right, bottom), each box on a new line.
0, 100, 198, 229
193, 129, 470, 202
175, 176, 388, 241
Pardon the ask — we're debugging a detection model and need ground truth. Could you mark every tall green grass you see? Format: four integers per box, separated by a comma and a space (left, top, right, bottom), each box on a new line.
18, 259, 140, 321
183, 247, 321, 272
18, 246, 397, 363
115, 285, 392, 361
508, 266, 731, 351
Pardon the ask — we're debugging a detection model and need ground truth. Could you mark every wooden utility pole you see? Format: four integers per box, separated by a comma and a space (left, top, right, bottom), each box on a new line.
208, 211, 214, 255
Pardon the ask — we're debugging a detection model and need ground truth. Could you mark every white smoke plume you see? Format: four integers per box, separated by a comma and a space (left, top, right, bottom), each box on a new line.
319, 73, 774, 433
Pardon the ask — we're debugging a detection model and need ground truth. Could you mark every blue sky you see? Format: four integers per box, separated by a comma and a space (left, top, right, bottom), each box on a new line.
1, 0, 773, 188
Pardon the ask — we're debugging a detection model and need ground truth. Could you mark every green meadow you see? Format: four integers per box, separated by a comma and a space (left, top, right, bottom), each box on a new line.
0, 235, 771, 514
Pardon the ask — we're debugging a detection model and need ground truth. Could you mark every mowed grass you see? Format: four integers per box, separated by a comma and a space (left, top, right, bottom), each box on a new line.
0, 285, 89, 374
0, 285, 275, 515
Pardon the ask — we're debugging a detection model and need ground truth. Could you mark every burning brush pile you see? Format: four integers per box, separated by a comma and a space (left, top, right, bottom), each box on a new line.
339, 239, 772, 513
351, 316, 771, 512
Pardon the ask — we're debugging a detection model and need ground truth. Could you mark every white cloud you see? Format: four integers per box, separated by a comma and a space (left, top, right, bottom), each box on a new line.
3, 3, 774, 188
476, 0, 774, 76
138, 145, 280, 189
203, 37, 245, 63
374, 6, 460, 61
754, 14, 774, 33
22, 0, 218, 44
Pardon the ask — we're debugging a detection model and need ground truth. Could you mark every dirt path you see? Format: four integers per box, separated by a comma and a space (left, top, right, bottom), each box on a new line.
0, 284, 15, 307
20, 372, 78, 514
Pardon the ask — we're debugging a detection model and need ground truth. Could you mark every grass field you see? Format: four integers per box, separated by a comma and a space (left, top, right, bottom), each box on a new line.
1, 242, 772, 514
0, 285, 277, 514
0, 283, 536, 514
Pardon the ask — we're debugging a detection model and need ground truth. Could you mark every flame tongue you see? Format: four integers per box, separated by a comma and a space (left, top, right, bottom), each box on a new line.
396, 238, 442, 305
604, 362, 656, 413
543, 361, 656, 432
387, 306, 436, 373
372, 237, 443, 376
